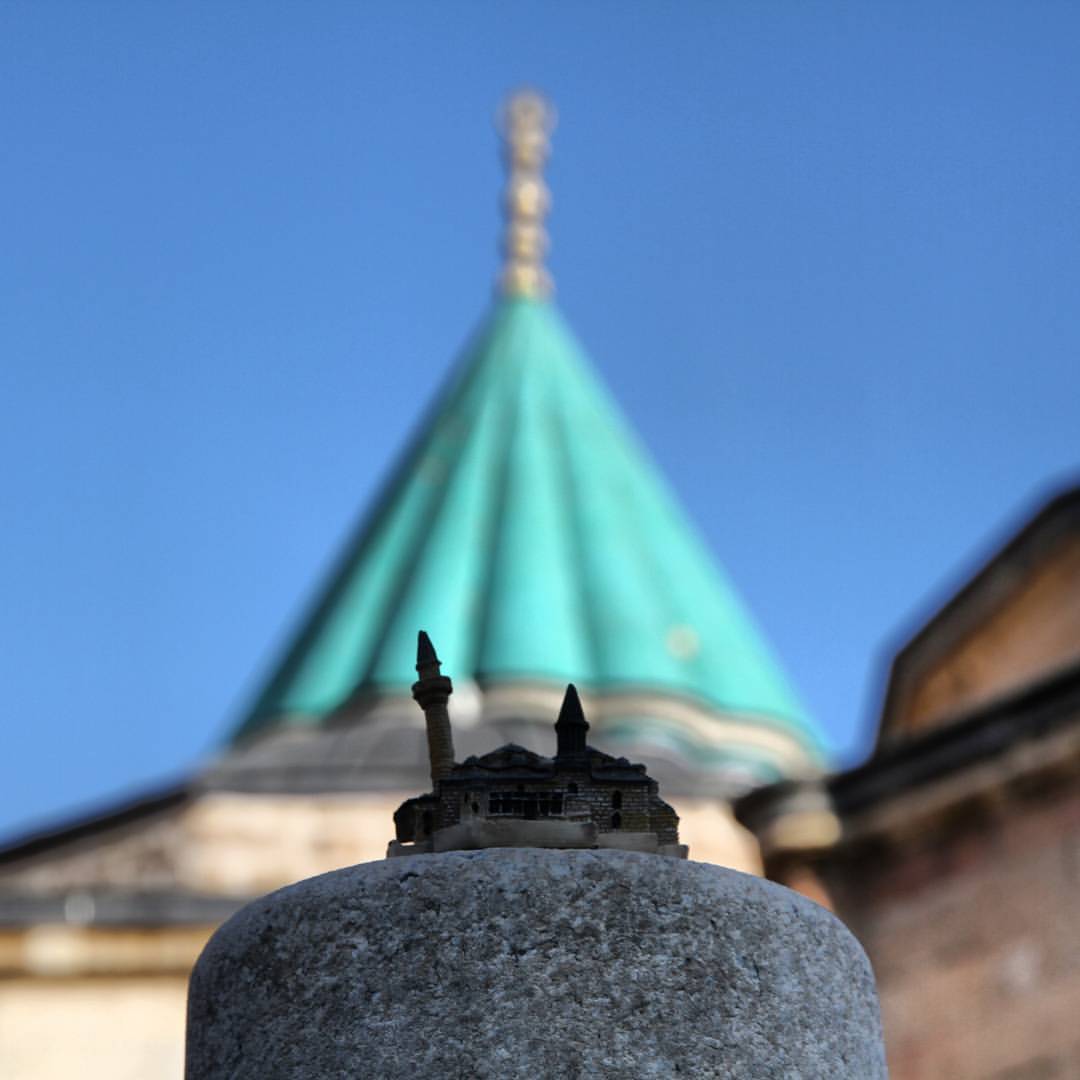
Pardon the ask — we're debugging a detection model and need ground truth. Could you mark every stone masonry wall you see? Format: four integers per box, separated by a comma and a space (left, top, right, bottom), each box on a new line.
568, 782, 650, 832
826, 784, 1080, 1079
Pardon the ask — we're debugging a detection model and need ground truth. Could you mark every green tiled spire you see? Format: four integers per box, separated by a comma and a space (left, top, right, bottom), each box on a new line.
235, 296, 826, 773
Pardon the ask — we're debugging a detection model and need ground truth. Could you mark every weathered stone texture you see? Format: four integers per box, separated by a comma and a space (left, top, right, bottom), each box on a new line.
186, 849, 885, 1079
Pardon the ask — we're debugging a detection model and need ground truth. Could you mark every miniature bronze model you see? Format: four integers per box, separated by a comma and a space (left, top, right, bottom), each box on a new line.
389, 631, 688, 858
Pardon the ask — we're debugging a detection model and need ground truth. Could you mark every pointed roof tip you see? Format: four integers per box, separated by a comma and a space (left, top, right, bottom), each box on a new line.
556, 683, 588, 728
416, 629, 439, 669
498, 88, 556, 301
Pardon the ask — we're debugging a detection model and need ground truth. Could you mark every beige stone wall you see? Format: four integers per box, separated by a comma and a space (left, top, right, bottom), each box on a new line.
0, 793, 407, 899
177, 792, 404, 895
179, 791, 760, 884
0, 791, 761, 900
829, 784, 1080, 1079
900, 538, 1080, 736
0, 926, 210, 979
178, 792, 762, 890
0, 976, 189, 1080
0, 791, 761, 1078
672, 797, 762, 873
0, 925, 211, 1079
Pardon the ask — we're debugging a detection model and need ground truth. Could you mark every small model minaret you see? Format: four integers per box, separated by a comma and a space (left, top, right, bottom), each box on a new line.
554, 683, 589, 762
412, 630, 455, 784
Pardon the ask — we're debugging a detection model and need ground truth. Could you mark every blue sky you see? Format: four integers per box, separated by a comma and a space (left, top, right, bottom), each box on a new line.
3, 2, 1078, 839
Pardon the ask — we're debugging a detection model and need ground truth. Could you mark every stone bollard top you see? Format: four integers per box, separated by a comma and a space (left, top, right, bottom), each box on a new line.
186, 849, 887, 1079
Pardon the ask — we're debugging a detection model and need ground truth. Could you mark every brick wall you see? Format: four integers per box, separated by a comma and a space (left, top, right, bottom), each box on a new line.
569, 783, 650, 832
826, 785, 1080, 1079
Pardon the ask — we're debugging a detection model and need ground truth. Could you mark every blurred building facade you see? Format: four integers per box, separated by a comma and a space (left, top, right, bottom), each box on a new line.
1, 94, 1075, 1080
738, 487, 1080, 1079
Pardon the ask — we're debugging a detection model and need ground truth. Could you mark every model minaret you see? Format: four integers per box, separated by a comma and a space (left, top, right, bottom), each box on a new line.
412, 631, 456, 784
555, 683, 589, 762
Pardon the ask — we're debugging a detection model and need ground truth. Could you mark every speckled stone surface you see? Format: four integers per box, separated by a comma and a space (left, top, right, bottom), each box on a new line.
186, 849, 886, 1079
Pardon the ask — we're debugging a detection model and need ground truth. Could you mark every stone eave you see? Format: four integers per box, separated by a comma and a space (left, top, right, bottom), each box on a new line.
836, 659, 1080, 820
0, 887, 248, 929
736, 660, 1080, 860
0, 920, 224, 977
208, 679, 825, 800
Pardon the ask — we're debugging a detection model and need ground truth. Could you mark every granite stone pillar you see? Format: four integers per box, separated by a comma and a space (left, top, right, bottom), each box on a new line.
186, 849, 886, 1079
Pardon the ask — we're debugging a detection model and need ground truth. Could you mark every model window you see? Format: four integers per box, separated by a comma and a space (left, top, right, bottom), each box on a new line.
612, 791, 622, 810
488, 791, 564, 817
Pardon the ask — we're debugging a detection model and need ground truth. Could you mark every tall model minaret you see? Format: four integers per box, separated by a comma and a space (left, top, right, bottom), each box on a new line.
412, 631, 456, 785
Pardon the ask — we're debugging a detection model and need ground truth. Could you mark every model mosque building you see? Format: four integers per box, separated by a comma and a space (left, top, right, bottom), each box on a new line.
391, 632, 686, 857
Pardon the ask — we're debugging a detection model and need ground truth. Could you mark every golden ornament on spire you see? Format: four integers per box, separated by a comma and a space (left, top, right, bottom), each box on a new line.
498, 89, 556, 299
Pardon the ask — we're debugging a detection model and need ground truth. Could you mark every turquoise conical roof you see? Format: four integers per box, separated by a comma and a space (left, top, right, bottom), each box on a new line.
235, 297, 826, 781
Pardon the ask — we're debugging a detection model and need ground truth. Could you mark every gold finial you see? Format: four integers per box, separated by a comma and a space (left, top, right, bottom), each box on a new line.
498, 89, 556, 299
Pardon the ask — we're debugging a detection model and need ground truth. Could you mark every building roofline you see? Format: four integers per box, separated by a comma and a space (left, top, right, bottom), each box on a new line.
876, 482, 1080, 746
0, 780, 192, 869
834, 658, 1080, 816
